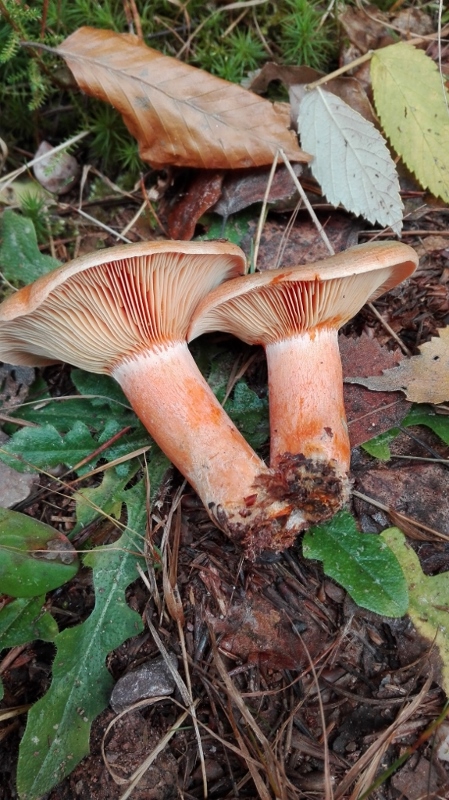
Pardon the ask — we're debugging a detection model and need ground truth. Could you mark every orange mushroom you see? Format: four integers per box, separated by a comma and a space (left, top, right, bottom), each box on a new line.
189, 241, 418, 526
0, 241, 305, 554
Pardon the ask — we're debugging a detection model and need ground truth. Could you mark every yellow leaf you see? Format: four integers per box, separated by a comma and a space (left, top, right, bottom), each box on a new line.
371, 42, 449, 202
381, 527, 449, 696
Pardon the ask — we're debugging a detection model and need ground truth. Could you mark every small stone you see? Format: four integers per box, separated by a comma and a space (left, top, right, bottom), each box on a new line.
110, 653, 178, 713
33, 141, 80, 195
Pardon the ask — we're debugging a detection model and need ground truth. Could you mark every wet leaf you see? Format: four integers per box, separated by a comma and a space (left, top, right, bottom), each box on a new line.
347, 327, 449, 404
371, 43, 449, 202
381, 527, 449, 694
58, 27, 308, 170
298, 87, 403, 233
0, 509, 79, 598
303, 511, 408, 617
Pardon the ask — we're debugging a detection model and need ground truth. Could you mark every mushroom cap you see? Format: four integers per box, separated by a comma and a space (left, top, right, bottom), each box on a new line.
0, 240, 246, 372
188, 241, 418, 345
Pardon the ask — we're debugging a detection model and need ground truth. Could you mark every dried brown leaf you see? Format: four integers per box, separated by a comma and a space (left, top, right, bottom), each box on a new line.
341, 333, 410, 445
346, 327, 449, 404
58, 27, 309, 170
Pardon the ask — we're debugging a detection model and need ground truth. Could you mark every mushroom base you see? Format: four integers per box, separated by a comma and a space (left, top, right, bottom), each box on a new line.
207, 495, 306, 561
264, 451, 351, 523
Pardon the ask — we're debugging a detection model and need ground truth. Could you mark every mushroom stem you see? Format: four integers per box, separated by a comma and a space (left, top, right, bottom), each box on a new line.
266, 328, 350, 470
113, 341, 296, 544
265, 328, 351, 518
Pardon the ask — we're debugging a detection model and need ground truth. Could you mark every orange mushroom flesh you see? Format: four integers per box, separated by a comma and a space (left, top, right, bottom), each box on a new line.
0, 241, 303, 554
189, 241, 419, 527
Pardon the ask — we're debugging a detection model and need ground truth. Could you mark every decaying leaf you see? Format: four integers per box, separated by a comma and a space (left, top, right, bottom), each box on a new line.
346, 327, 449, 404
371, 43, 449, 203
298, 87, 403, 233
382, 527, 449, 695
58, 27, 309, 171
340, 333, 410, 446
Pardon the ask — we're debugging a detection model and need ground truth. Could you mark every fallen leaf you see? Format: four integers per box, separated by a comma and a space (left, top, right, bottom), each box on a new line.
355, 462, 449, 537
381, 527, 449, 695
338, 4, 393, 53
58, 27, 309, 170
340, 333, 410, 446
298, 87, 403, 233
249, 63, 377, 132
391, 755, 445, 800
346, 327, 449, 404
166, 170, 224, 240
371, 43, 449, 203
303, 511, 408, 617
211, 163, 303, 218
207, 590, 329, 670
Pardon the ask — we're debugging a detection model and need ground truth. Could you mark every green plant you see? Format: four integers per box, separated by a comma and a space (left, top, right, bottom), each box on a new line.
19, 189, 51, 243
194, 25, 267, 83
280, 0, 335, 70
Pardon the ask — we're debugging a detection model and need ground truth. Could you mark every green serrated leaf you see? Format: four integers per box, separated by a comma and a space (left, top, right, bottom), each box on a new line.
371, 42, 449, 202
71, 468, 130, 536
194, 347, 269, 450
303, 511, 408, 617
10, 397, 109, 434
224, 381, 269, 450
70, 369, 130, 409
0, 209, 60, 283
0, 509, 79, 598
381, 527, 449, 695
0, 421, 98, 474
17, 481, 146, 800
0, 597, 58, 648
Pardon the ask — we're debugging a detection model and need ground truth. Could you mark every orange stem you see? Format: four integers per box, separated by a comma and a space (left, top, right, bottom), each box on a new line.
265, 328, 351, 503
266, 328, 350, 468
113, 341, 298, 546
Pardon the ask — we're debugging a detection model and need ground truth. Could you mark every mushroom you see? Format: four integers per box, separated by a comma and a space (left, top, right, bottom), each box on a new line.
0, 240, 303, 553
188, 241, 418, 527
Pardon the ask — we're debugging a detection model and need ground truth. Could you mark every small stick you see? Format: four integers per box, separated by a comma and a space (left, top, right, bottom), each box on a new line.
367, 302, 412, 356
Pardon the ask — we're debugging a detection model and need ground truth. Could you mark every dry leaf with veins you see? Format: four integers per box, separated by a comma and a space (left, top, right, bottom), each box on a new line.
346, 327, 449, 404
57, 27, 309, 171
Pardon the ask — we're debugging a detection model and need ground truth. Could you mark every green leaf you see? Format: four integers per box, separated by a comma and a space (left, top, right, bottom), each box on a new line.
0, 597, 58, 648
361, 427, 400, 461
70, 369, 130, 410
71, 468, 130, 536
0, 509, 79, 598
381, 527, 449, 695
361, 404, 449, 461
199, 209, 253, 246
0, 421, 98, 474
303, 511, 408, 617
10, 397, 110, 434
17, 481, 146, 800
371, 43, 449, 202
403, 405, 449, 445
0, 209, 60, 283
224, 380, 269, 450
